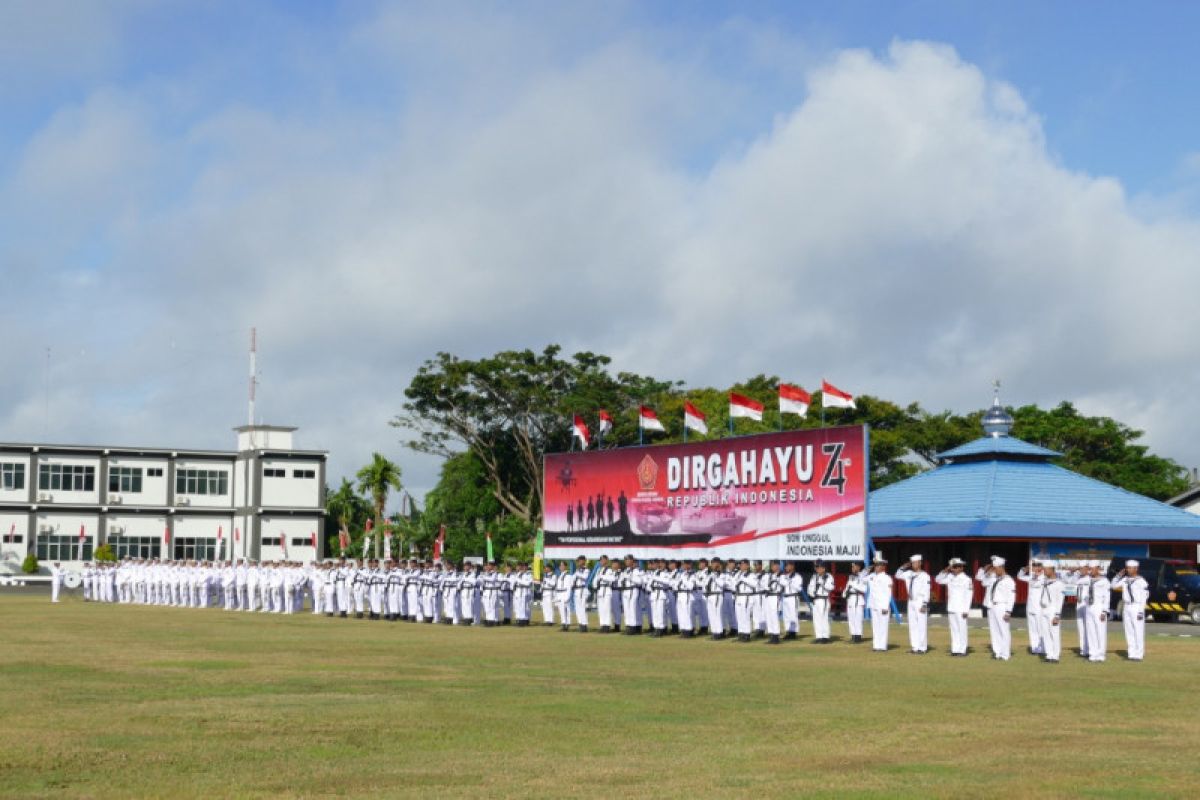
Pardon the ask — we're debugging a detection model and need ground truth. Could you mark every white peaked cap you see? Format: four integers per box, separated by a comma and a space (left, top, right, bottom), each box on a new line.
1125, 560, 1139, 568
910, 554, 922, 562
949, 558, 965, 566
873, 553, 887, 564
991, 556, 1006, 566
1042, 560, 1057, 569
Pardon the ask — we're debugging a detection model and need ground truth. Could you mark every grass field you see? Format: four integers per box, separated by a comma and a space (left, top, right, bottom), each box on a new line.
1, 595, 1197, 799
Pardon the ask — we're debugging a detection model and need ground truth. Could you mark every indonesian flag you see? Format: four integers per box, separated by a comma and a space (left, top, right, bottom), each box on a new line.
384, 529, 392, 560
77, 524, 86, 560
683, 401, 708, 435
729, 393, 764, 421
598, 410, 613, 435
434, 524, 446, 562
338, 528, 349, 554
572, 414, 591, 449
779, 384, 811, 417
6, 523, 15, 542
163, 526, 171, 545
310, 531, 317, 550
234, 527, 241, 543
639, 405, 665, 432
280, 532, 288, 557
821, 380, 856, 409
217, 525, 224, 542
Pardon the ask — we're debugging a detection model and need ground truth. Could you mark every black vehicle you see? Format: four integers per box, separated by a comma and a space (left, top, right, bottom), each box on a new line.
1106, 557, 1200, 623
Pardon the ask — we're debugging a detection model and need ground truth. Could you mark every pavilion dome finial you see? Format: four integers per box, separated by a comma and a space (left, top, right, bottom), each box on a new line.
982, 379, 1014, 438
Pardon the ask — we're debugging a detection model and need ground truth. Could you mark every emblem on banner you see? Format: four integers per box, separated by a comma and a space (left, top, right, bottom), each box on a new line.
637, 455, 658, 491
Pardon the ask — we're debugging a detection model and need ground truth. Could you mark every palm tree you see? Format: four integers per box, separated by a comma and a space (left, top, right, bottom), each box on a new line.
326, 479, 369, 555
356, 453, 403, 559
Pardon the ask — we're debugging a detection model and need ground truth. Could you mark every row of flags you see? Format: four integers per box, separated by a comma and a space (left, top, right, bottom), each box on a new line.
572, 380, 857, 448
36, 523, 319, 559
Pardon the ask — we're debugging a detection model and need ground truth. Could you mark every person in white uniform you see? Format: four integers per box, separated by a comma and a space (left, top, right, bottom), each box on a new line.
865, 555, 894, 652
50, 562, 64, 603
1111, 559, 1149, 661
594, 556, 617, 633
807, 560, 834, 644
1086, 561, 1111, 663
703, 559, 727, 640
985, 557, 1016, 660
1017, 560, 1046, 656
1069, 563, 1091, 659
842, 562, 867, 644
781, 561, 803, 640
935, 558, 974, 656
539, 566, 557, 626
1038, 561, 1065, 663
895, 554, 931, 654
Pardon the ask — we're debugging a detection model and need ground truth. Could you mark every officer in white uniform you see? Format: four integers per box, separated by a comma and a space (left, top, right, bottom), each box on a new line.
513, 563, 533, 626
732, 559, 757, 643
1111, 559, 1148, 661
1017, 560, 1046, 655
50, 562, 64, 603
703, 559, 726, 640
570, 556, 590, 632
781, 561, 802, 640
1086, 561, 1111, 662
539, 566, 557, 625
553, 562, 572, 631
1038, 561, 1065, 662
935, 558, 974, 656
895, 555, 930, 654
1069, 562, 1091, 658
807, 560, 834, 644
594, 555, 617, 632
865, 555, 893, 652
619, 556, 644, 635
675, 561, 697, 638
842, 562, 867, 644
985, 557, 1016, 660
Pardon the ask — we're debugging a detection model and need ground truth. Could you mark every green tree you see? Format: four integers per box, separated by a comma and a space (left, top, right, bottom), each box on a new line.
325, 478, 371, 557
356, 454, 403, 559
394, 346, 673, 524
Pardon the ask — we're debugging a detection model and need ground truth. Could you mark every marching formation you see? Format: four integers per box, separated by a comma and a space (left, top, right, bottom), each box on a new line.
59, 553, 1150, 661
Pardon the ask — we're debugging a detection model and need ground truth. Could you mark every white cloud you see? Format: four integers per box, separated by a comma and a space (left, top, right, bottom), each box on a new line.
4, 13, 1200, 506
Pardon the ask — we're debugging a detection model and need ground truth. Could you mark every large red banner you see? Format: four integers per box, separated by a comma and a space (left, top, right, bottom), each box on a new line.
543, 425, 867, 561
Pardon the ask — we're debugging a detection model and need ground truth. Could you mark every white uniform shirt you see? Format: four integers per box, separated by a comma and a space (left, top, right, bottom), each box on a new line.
935, 571, 974, 614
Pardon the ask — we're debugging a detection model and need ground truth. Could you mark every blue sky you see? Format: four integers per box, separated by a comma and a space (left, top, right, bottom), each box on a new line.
3, 1, 1200, 501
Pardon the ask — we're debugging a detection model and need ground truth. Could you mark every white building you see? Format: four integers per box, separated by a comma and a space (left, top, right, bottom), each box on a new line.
0, 425, 326, 574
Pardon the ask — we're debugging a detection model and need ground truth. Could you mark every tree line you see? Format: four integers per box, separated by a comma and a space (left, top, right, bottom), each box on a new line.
323, 345, 1192, 563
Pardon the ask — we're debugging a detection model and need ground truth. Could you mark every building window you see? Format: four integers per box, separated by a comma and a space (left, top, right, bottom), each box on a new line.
35, 534, 92, 561
1, 462, 26, 490
172, 537, 217, 561
175, 469, 229, 496
108, 467, 144, 493
38, 464, 96, 492
264, 468, 286, 478
292, 469, 316, 479
108, 535, 160, 559
147, 468, 164, 477
290, 537, 310, 547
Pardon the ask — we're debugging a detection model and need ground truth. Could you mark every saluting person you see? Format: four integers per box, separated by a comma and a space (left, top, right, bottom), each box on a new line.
865, 555, 894, 652
807, 560, 834, 644
935, 558, 974, 656
985, 557, 1016, 660
895, 555, 931, 654
1039, 561, 1065, 663
843, 562, 867, 644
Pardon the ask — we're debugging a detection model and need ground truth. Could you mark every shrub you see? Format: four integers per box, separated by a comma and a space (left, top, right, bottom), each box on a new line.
21, 553, 38, 574
94, 543, 117, 563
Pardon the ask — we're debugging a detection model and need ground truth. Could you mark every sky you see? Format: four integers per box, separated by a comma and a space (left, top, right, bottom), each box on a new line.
3, 1, 1200, 508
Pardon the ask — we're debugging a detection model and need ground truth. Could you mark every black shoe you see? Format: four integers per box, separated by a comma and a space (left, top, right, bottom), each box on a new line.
325, 612, 333, 618
784, 632, 797, 640
579, 626, 588, 633
600, 626, 610, 633
503, 619, 512, 625
340, 612, 348, 618
625, 627, 636, 635
739, 634, 751, 643
355, 612, 364, 619
768, 635, 780, 645
699, 627, 709, 635
561, 625, 569, 632
671, 625, 679, 635
711, 633, 722, 641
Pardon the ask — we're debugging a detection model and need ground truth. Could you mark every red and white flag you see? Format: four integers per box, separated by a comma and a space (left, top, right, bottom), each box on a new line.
280, 531, 288, 558
729, 393, 764, 422
683, 401, 708, 435
338, 528, 349, 555
163, 526, 171, 545
821, 380, 856, 409
217, 525, 224, 542
779, 384, 811, 417
639, 406, 665, 432
5, 523, 14, 542
234, 527, 240, 542
572, 414, 591, 449
310, 531, 317, 550
77, 524, 86, 561
433, 524, 446, 562
598, 410, 614, 435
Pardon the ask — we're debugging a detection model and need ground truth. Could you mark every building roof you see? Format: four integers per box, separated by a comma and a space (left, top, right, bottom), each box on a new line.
937, 436, 1061, 461
870, 435, 1200, 543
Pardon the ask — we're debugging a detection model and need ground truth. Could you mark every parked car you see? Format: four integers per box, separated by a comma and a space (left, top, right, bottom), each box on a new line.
1107, 557, 1200, 623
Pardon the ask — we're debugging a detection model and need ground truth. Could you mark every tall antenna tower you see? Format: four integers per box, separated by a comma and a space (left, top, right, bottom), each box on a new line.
248, 328, 258, 437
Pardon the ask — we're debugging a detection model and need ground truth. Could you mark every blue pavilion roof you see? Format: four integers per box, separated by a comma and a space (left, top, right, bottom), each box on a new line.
937, 436, 1061, 461
869, 437, 1200, 542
